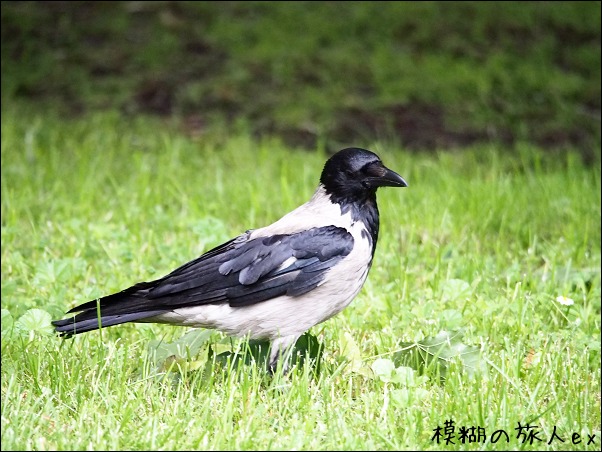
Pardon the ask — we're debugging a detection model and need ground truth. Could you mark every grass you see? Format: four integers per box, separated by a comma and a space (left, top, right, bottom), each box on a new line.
1, 1, 600, 154
1, 106, 600, 450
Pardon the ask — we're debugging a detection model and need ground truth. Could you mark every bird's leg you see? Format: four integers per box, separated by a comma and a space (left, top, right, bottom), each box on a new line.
268, 334, 300, 374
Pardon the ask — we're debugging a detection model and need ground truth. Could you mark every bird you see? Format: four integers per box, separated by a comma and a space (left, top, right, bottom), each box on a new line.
52, 147, 408, 371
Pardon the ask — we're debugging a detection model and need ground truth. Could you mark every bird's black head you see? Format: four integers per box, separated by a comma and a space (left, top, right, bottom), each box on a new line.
320, 148, 407, 204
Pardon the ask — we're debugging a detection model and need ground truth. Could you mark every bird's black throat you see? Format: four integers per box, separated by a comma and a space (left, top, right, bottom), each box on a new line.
330, 190, 380, 253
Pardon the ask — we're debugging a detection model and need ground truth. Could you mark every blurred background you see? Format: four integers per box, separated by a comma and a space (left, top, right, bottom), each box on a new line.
1, 1, 600, 162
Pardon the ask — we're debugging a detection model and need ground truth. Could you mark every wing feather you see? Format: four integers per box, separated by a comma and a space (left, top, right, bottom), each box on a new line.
66, 226, 354, 315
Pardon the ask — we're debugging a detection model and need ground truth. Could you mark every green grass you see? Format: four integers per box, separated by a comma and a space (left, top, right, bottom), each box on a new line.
1, 1, 600, 153
1, 108, 601, 450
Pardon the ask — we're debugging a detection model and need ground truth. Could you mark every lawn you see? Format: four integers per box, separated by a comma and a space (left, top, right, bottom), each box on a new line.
2, 2, 600, 156
1, 107, 600, 450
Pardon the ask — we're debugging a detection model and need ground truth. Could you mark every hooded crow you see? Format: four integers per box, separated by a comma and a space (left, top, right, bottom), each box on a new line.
53, 147, 408, 370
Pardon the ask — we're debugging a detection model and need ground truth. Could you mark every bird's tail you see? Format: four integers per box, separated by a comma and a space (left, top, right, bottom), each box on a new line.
52, 307, 168, 336
52, 282, 168, 336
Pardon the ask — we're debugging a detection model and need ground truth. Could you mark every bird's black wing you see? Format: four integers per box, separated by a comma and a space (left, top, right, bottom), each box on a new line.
146, 225, 354, 307
60, 225, 354, 318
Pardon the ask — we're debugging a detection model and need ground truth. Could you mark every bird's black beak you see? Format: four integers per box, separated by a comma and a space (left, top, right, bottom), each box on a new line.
364, 162, 408, 188
379, 167, 408, 188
